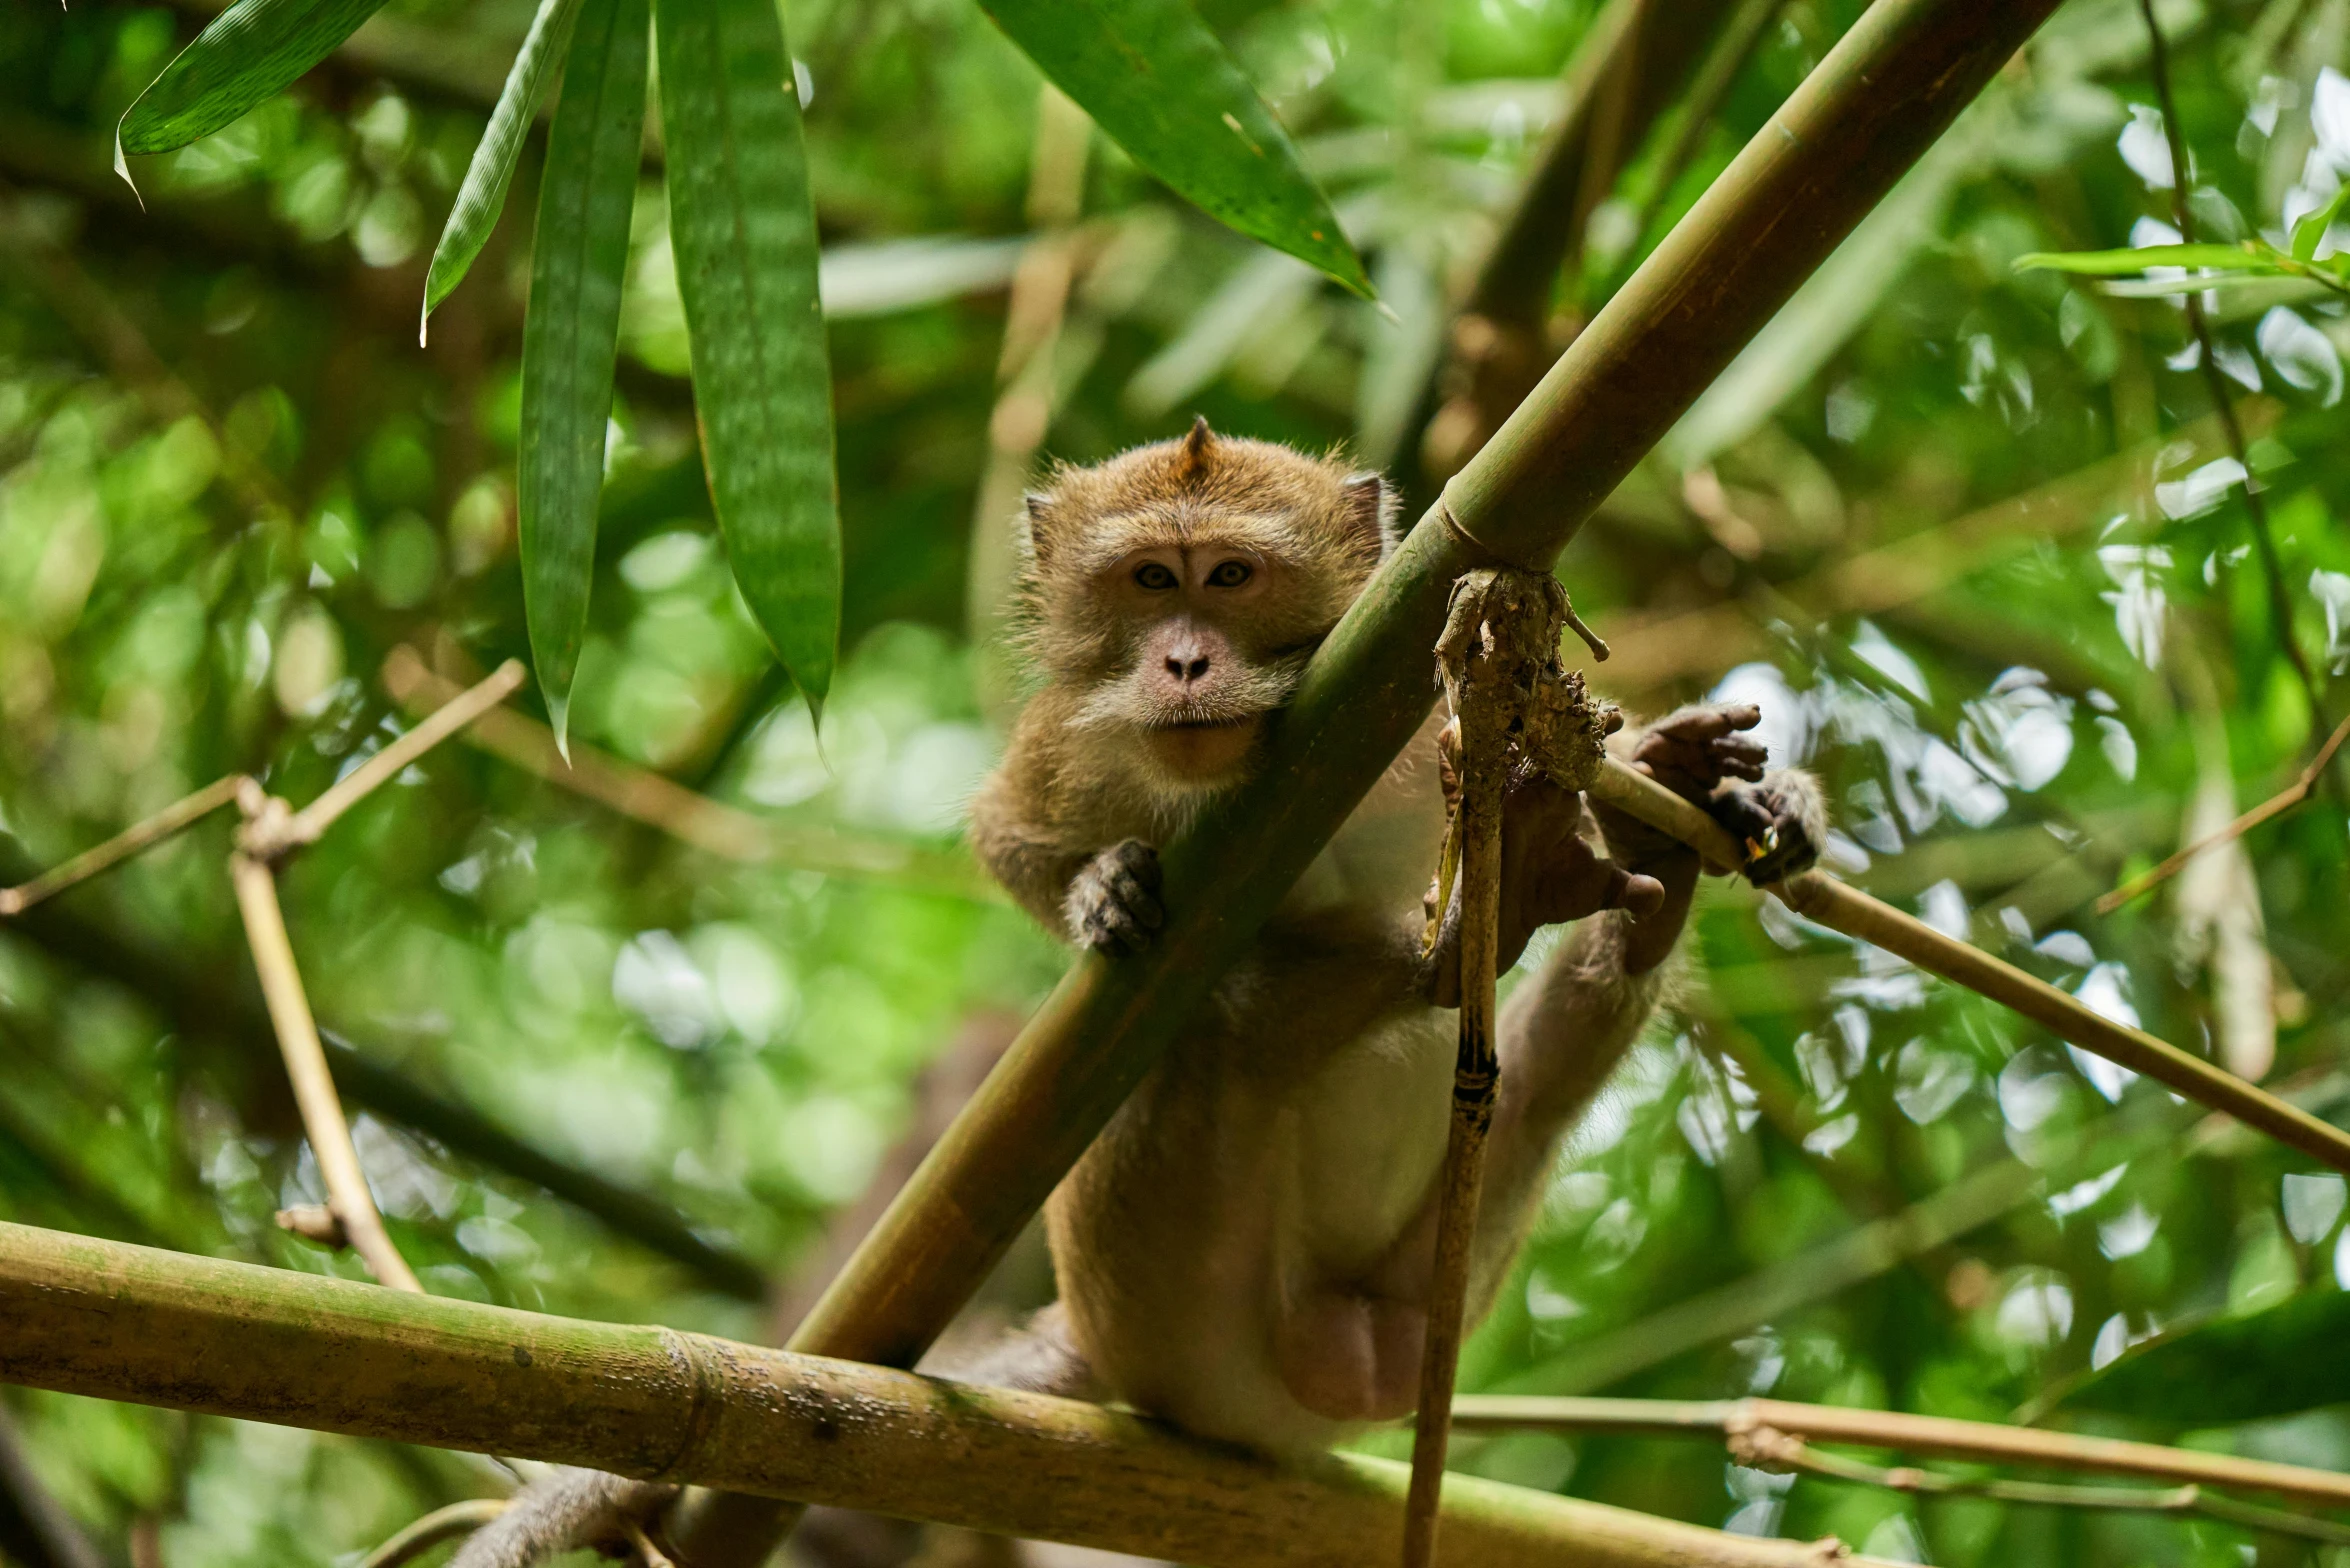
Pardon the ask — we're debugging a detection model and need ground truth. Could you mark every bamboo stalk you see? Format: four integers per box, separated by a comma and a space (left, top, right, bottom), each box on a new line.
675, 5, 2067, 1561
0, 775, 247, 917
228, 852, 424, 1293
1585, 758, 2350, 1174
0, 1220, 1897, 1568
1447, 1395, 2350, 1510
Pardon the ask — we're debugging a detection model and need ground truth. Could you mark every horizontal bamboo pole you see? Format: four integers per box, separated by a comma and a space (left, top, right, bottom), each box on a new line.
1448, 1396, 2350, 1512
675, 3, 2067, 1559
0, 1221, 1889, 1568
1585, 759, 2350, 1174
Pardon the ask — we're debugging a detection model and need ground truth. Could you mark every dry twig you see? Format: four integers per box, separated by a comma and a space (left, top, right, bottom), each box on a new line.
230, 843, 424, 1293
0, 774, 247, 916
2097, 710, 2350, 913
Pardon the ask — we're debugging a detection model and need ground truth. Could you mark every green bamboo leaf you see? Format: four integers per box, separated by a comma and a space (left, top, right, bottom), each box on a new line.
2051, 1289, 2350, 1424
655, 0, 840, 714
420, 0, 587, 344
2014, 243, 2273, 277
977, 0, 1372, 299
116, 0, 389, 166
2292, 181, 2350, 263
517, 0, 648, 749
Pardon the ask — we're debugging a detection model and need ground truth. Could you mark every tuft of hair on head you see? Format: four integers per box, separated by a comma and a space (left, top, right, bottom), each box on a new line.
1175, 414, 1217, 483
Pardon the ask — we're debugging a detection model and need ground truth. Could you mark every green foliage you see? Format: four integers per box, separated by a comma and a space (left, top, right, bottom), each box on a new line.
8, 0, 2350, 1562
421, 0, 584, 332
115, 0, 391, 159
977, 0, 1373, 297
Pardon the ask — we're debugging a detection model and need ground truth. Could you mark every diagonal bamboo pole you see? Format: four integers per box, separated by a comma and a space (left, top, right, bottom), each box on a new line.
673, 3, 2069, 1560
0, 1220, 1895, 1568
1585, 759, 2350, 1172
0, 774, 247, 917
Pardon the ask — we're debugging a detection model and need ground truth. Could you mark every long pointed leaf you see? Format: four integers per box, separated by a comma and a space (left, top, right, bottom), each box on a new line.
978, 0, 1371, 298
656, 0, 840, 714
2292, 180, 2350, 262
421, 0, 588, 343
117, 0, 390, 160
518, 0, 649, 748
2015, 243, 2271, 276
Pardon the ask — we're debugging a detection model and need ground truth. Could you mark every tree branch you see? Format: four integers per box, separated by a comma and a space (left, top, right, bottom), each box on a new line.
0, 1220, 1899, 1568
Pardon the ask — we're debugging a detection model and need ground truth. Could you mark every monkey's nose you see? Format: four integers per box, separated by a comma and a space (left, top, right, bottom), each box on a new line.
1164, 653, 1211, 684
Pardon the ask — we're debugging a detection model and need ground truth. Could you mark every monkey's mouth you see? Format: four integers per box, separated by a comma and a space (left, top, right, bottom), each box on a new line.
1153, 716, 1255, 732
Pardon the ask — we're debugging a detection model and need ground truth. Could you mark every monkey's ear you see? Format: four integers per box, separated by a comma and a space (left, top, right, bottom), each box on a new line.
1340, 473, 1391, 563
1177, 415, 1217, 478
1022, 492, 1060, 569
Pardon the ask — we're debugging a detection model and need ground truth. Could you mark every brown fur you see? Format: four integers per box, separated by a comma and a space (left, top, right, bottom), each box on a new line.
970, 422, 1821, 1458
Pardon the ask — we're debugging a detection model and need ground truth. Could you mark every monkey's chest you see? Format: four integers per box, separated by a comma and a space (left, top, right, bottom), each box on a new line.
1280, 1007, 1454, 1273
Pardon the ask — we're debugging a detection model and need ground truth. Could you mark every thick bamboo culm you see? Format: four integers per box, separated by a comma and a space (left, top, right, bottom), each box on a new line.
680, 3, 2068, 1559
0, 1221, 1891, 1568
1584, 760, 2350, 1175
1448, 1396, 2350, 1512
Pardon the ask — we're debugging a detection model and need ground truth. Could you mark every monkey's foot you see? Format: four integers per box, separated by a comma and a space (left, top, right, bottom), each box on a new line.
1067, 839, 1164, 955
1709, 774, 1825, 885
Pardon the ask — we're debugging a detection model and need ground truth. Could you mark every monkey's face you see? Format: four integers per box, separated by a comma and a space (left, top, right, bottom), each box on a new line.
1091, 534, 1310, 787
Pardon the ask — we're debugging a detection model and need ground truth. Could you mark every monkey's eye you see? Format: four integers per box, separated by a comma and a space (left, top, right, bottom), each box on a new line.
1206, 559, 1253, 588
1133, 562, 1179, 590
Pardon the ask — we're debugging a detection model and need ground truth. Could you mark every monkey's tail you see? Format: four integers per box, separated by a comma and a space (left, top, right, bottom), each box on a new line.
925, 1301, 1098, 1400
446, 1469, 676, 1568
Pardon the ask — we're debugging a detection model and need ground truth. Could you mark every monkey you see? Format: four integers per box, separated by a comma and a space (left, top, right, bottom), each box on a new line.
966, 417, 1823, 1454
450, 419, 1823, 1564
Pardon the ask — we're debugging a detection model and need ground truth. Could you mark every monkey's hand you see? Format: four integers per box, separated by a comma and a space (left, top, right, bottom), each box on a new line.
1708, 769, 1826, 885
1592, 701, 1768, 872
447, 1470, 675, 1568
1065, 838, 1164, 955
1423, 737, 1663, 1007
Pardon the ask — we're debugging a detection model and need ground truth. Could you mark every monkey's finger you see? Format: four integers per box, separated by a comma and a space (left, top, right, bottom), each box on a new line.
1111, 839, 1163, 889
1107, 870, 1165, 930
1656, 702, 1761, 741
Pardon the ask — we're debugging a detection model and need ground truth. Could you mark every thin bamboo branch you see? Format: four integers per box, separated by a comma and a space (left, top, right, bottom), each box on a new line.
228, 851, 424, 1293
0, 775, 247, 917
1586, 758, 2350, 1174
380, 649, 998, 902
1447, 1395, 2350, 1511
2097, 710, 2350, 913
362, 1500, 509, 1568
676, 7, 2069, 1562
1735, 1427, 2350, 1546
0, 1220, 1898, 1568
257, 662, 528, 857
